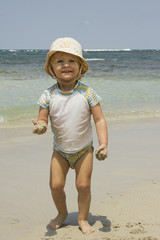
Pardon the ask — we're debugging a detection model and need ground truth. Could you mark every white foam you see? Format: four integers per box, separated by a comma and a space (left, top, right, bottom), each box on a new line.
84, 49, 131, 52
0, 116, 5, 123
86, 58, 105, 61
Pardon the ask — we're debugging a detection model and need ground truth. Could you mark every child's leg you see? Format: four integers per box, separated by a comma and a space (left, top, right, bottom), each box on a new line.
49, 150, 70, 230
75, 148, 94, 234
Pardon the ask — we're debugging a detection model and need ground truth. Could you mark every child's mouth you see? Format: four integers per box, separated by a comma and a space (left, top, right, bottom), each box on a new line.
62, 71, 72, 73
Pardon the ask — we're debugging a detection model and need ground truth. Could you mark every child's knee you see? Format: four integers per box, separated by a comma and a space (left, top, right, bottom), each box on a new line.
50, 181, 65, 193
76, 181, 91, 194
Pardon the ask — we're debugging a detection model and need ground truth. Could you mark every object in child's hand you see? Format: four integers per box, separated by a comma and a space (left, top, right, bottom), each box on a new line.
95, 149, 108, 160
33, 121, 47, 134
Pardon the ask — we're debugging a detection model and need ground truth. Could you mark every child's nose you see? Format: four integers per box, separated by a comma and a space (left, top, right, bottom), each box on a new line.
63, 61, 70, 67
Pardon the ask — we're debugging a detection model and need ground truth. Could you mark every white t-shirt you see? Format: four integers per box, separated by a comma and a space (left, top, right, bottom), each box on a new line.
38, 81, 101, 153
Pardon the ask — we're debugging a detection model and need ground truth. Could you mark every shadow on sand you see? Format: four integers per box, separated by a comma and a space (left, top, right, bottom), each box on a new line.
44, 212, 111, 237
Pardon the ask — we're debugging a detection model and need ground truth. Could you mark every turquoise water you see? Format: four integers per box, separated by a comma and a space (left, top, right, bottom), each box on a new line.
0, 49, 160, 125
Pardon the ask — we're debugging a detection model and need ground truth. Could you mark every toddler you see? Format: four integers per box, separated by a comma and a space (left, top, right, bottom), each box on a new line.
32, 37, 108, 234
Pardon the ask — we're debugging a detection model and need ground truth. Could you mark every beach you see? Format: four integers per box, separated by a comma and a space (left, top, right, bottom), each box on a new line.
0, 119, 160, 240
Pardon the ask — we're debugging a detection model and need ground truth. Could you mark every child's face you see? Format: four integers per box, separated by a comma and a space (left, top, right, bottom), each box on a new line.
50, 52, 80, 85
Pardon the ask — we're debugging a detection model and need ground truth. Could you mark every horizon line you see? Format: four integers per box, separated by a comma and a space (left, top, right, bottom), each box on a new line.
0, 48, 160, 51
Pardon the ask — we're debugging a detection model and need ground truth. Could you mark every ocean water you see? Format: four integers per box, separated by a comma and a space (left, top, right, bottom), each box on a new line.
0, 49, 160, 126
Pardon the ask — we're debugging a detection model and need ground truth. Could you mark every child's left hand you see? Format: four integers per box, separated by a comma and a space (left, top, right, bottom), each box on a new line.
95, 145, 108, 161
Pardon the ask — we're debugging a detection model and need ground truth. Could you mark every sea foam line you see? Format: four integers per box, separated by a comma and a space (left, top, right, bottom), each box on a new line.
84, 49, 131, 52
86, 58, 105, 61
0, 116, 5, 123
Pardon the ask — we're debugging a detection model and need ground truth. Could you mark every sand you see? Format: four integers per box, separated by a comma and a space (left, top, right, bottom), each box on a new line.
0, 119, 160, 240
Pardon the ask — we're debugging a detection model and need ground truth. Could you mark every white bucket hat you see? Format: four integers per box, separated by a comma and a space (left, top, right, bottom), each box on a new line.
45, 37, 88, 78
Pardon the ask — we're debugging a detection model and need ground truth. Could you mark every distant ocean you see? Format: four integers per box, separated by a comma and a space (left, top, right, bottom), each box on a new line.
0, 49, 160, 126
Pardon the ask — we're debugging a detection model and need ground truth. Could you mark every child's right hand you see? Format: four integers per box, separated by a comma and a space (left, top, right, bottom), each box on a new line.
32, 119, 47, 134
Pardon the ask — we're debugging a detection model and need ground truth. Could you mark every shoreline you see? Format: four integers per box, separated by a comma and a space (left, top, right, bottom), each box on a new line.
0, 119, 160, 239
0, 113, 159, 129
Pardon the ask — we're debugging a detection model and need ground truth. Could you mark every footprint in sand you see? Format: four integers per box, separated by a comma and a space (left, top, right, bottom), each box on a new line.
125, 222, 146, 234
11, 219, 19, 224
113, 224, 120, 228
112, 223, 120, 231
126, 222, 142, 228
130, 227, 146, 234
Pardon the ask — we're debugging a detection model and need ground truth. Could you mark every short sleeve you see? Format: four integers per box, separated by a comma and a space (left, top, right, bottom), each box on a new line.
37, 90, 50, 108
87, 87, 102, 107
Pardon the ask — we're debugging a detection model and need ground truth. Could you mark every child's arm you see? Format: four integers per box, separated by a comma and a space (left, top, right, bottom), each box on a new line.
91, 103, 108, 159
32, 106, 49, 134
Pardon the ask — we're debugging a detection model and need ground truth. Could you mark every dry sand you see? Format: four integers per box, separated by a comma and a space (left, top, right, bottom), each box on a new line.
0, 119, 160, 240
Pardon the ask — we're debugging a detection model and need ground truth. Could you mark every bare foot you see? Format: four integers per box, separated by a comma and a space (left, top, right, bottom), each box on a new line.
49, 213, 68, 230
78, 220, 95, 234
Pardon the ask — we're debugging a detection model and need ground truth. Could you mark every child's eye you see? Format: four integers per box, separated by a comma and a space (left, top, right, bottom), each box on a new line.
57, 60, 63, 63
69, 59, 76, 63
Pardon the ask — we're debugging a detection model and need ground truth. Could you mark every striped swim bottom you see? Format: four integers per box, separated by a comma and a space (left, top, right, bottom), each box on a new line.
54, 142, 93, 169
